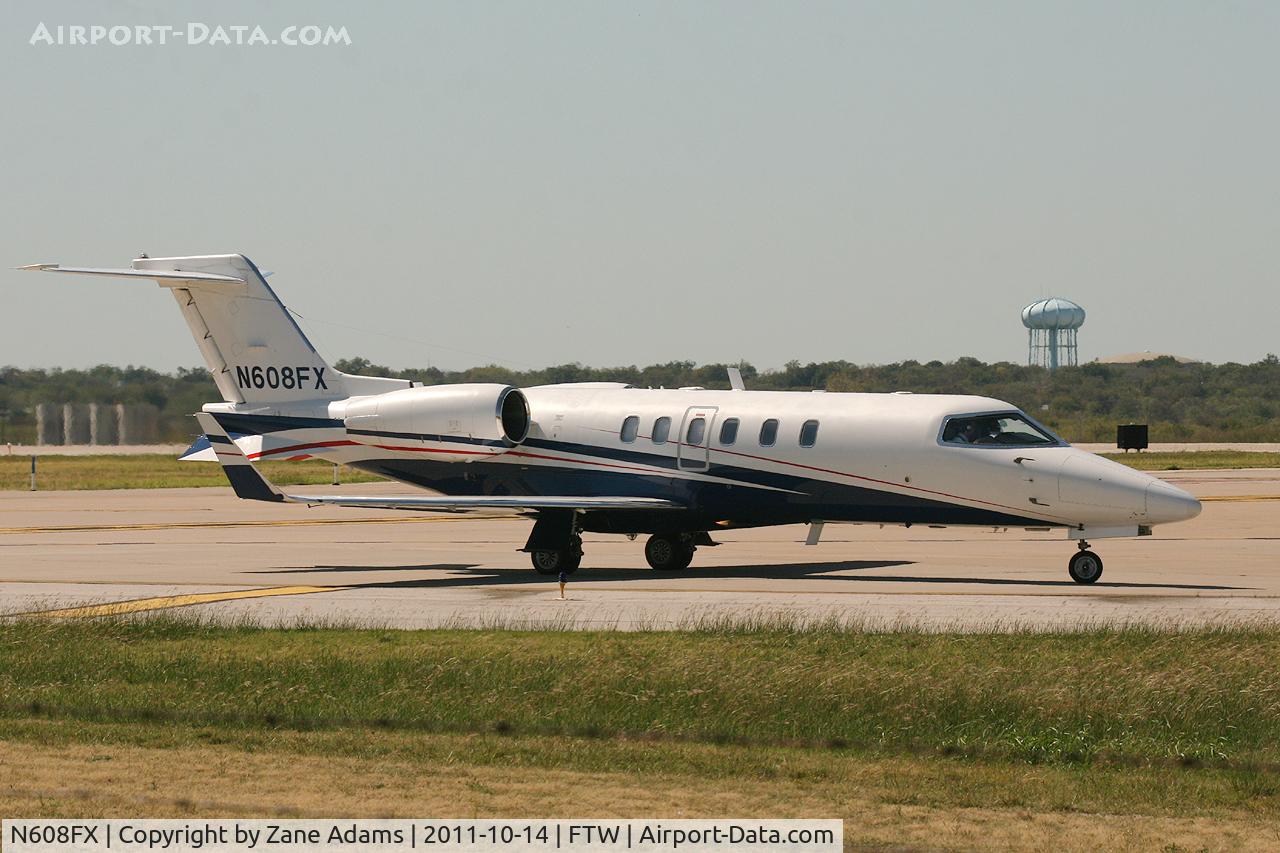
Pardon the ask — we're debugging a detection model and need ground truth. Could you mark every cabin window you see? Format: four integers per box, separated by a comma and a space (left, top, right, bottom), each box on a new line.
759, 418, 779, 447
799, 419, 820, 447
686, 417, 706, 446
941, 412, 1060, 447
719, 418, 739, 446
620, 415, 639, 443
652, 416, 671, 445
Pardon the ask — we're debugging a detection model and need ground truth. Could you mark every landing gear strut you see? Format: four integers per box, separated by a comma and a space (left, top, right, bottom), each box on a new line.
525, 510, 584, 576
530, 535, 582, 575
1068, 540, 1103, 584
644, 534, 696, 571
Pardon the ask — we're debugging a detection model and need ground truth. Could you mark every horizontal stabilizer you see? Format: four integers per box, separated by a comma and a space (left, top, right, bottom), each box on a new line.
178, 434, 217, 462
20, 264, 246, 287
195, 413, 683, 513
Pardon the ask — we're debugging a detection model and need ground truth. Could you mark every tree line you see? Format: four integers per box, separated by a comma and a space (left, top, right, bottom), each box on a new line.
2, 355, 1277, 445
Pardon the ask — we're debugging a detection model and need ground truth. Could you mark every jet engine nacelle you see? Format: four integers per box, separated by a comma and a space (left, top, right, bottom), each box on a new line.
342, 384, 530, 455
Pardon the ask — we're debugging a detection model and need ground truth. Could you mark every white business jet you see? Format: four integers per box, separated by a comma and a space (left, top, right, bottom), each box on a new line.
23, 255, 1201, 583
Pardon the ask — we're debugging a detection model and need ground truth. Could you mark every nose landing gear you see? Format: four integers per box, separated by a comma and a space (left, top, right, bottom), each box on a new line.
1068, 540, 1104, 584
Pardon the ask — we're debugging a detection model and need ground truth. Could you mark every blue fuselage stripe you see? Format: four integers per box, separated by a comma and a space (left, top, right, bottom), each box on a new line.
203, 412, 1057, 530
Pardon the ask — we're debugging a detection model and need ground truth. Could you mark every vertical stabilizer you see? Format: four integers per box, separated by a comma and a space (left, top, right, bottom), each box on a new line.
136, 254, 341, 404
22, 254, 410, 405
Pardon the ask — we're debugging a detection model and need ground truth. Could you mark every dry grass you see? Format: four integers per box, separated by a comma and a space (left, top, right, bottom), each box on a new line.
1, 727, 1277, 851
3, 619, 1279, 848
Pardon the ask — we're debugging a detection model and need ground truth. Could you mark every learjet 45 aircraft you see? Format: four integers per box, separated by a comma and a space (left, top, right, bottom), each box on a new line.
24, 254, 1202, 583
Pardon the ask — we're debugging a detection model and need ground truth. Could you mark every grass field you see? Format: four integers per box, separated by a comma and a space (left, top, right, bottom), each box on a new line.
1099, 450, 1280, 471
2, 450, 1278, 491
1, 618, 1278, 848
0, 454, 383, 490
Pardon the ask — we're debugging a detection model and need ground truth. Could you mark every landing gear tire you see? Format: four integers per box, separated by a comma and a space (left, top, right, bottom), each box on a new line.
645, 534, 695, 571
1068, 550, 1103, 584
530, 536, 582, 575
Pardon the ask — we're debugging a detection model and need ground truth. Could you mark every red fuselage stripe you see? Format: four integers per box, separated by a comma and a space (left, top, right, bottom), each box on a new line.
239, 430, 1066, 522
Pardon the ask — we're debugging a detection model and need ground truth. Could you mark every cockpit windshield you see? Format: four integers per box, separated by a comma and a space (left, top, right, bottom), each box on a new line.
941, 412, 1062, 447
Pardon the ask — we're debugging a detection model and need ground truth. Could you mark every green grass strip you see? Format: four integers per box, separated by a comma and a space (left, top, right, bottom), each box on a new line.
0, 454, 382, 490
1099, 450, 1280, 471
2, 618, 1277, 768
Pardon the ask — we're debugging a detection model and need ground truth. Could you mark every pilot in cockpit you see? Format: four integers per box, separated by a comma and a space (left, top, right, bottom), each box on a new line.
947, 417, 999, 444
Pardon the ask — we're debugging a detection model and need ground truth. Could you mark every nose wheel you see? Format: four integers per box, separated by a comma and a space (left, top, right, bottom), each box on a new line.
1068, 543, 1103, 584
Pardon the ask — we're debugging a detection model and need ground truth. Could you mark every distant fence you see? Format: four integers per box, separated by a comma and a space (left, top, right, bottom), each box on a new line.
34, 403, 160, 445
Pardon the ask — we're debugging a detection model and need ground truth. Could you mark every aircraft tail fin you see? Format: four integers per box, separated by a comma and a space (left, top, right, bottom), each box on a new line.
22, 254, 408, 405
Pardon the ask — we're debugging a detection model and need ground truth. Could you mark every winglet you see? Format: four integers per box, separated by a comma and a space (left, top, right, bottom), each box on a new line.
195, 413, 284, 502
727, 366, 745, 391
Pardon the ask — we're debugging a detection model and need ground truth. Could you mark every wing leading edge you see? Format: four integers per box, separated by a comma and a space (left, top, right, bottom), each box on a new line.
194, 413, 683, 513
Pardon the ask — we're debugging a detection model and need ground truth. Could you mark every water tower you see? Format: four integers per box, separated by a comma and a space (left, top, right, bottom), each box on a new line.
1022, 297, 1085, 370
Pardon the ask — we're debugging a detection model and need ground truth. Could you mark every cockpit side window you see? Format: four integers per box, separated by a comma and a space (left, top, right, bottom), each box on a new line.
941, 412, 1061, 447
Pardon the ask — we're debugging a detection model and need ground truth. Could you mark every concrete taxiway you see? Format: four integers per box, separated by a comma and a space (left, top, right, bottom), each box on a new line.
0, 469, 1277, 630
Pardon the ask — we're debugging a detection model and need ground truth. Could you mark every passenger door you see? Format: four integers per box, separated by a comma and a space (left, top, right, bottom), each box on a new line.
677, 406, 717, 471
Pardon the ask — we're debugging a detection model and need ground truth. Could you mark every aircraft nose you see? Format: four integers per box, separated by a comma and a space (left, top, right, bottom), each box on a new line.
1145, 480, 1202, 525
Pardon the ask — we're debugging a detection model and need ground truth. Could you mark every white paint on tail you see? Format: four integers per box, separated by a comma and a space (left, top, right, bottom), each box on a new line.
23, 254, 409, 405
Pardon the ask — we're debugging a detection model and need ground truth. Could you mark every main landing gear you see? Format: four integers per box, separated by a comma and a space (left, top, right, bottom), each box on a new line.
523, 511, 712, 576
529, 533, 698, 575
644, 533, 697, 571
529, 535, 582, 576
1068, 540, 1104, 584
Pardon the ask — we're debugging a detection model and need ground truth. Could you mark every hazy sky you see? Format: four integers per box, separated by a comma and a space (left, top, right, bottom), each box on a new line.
2, 1, 1276, 372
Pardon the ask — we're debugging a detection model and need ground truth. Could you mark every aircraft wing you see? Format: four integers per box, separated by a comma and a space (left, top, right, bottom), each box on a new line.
266, 494, 682, 512
194, 413, 683, 513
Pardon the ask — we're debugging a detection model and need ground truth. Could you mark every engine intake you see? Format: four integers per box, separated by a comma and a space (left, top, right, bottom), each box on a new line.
343, 384, 529, 453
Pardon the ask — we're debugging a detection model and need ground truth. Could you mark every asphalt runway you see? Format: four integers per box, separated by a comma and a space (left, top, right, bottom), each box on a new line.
1, 469, 1277, 630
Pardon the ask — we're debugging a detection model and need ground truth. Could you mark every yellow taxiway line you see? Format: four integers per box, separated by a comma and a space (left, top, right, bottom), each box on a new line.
12, 572, 1279, 621
16, 586, 340, 619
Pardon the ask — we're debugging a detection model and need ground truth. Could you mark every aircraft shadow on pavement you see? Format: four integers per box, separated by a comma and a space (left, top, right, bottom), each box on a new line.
243, 564, 477, 575
242, 559, 1251, 592
245, 560, 909, 589
803, 573, 1252, 591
